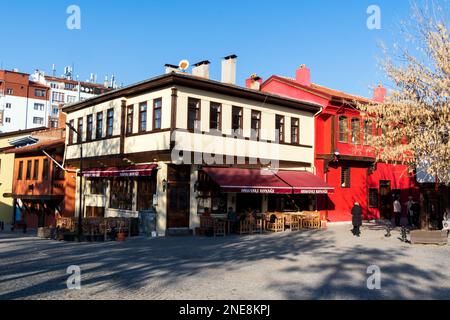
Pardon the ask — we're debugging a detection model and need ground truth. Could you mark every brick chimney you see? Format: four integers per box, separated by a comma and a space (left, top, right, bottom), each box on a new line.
373, 84, 387, 103
295, 64, 311, 86
245, 74, 263, 90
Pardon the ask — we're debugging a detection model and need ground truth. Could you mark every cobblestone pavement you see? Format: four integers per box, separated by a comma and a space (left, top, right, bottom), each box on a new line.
0, 223, 449, 300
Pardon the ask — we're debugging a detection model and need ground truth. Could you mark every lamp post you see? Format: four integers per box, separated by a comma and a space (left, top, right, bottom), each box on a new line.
66, 122, 83, 241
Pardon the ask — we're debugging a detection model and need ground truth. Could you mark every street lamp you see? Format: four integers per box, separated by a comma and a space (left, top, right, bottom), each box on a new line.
66, 122, 83, 242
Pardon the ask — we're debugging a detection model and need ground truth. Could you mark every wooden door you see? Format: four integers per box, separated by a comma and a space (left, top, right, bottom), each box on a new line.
167, 184, 190, 228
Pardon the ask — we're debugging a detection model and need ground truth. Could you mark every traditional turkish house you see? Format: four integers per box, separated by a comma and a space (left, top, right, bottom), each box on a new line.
62, 56, 333, 236
260, 65, 419, 222
2, 127, 76, 229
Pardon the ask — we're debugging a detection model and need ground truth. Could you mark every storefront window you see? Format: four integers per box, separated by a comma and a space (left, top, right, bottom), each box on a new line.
110, 178, 134, 211
90, 179, 107, 195
268, 195, 316, 212
211, 193, 228, 214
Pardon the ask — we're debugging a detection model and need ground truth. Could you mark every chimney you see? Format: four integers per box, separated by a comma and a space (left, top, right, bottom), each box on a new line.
192, 60, 210, 79
373, 84, 387, 103
58, 105, 67, 130
221, 54, 237, 84
165, 64, 180, 74
245, 74, 263, 90
104, 76, 109, 88
295, 64, 311, 86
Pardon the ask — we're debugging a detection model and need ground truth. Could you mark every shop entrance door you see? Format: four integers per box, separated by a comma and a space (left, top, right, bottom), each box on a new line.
379, 180, 392, 219
166, 165, 191, 229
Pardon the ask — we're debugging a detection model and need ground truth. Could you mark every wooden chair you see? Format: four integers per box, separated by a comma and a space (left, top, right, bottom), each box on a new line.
266, 214, 284, 233
213, 219, 227, 237
290, 215, 300, 231
239, 217, 254, 235
253, 218, 264, 234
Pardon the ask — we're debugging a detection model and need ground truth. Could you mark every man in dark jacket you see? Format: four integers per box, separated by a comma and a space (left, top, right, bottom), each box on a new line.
352, 202, 363, 237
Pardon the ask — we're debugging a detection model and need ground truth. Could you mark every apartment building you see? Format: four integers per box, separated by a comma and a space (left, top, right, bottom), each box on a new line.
63, 56, 333, 236
0, 70, 50, 132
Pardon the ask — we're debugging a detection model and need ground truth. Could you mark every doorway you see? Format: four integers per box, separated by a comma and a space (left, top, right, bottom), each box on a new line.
166, 165, 191, 228
379, 180, 391, 219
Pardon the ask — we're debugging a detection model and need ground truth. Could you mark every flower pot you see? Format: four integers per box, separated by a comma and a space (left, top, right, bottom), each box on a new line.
117, 232, 126, 242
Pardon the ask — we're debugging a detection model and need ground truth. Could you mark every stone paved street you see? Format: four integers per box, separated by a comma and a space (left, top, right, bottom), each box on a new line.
0, 223, 449, 300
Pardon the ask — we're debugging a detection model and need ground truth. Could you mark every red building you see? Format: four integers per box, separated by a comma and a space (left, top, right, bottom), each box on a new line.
257, 65, 419, 222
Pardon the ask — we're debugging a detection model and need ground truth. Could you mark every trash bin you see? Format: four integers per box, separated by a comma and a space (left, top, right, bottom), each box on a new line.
138, 209, 157, 237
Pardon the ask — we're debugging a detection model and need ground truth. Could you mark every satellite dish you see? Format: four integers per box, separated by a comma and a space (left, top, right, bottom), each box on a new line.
178, 60, 190, 71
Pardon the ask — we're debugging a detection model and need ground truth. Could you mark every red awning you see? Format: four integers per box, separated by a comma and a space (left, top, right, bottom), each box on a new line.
275, 171, 334, 194
202, 167, 293, 194
83, 164, 158, 178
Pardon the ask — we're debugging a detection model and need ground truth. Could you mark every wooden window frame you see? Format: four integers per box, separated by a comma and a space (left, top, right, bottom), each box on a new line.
77, 117, 83, 143
351, 117, 361, 145
210, 102, 222, 132
68, 120, 75, 144
139, 102, 147, 133
33, 159, 39, 180
291, 117, 300, 145
341, 166, 351, 188
126, 105, 134, 135
339, 116, 349, 143
86, 114, 93, 141
17, 161, 23, 180
26, 160, 32, 180
43, 158, 50, 180
96, 112, 103, 139
106, 108, 114, 137
232, 106, 243, 133
188, 98, 201, 131
276, 115, 285, 143
251, 110, 261, 140
153, 98, 162, 130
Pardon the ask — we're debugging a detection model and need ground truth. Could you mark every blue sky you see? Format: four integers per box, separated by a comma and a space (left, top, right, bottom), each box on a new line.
1, 0, 413, 97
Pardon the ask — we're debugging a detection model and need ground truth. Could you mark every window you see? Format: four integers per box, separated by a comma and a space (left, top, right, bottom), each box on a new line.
52, 107, 59, 115
251, 110, 261, 140
43, 159, 49, 180
364, 119, 373, 145
34, 103, 44, 111
33, 117, 44, 125
68, 120, 74, 144
53, 164, 64, 181
6, 103, 11, 109
339, 116, 348, 143
126, 105, 133, 134
6, 88, 13, 95
5, 117, 11, 123
369, 188, 379, 208
210, 102, 221, 131
232, 106, 243, 133
86, 114, 93, 141
17, 161, 23, 180
341, 166, 351, 188
139, 103, 147, 132
90, 179, 107, 195
77, 118, 83, 143
34, 89, 46, 97
52, 92, 64, 103
187, 98, 201, 131
33, 159, 39, 180
106, 108, 114, 136
109, 178, 134, 210
67, 95, 76, 103
291, 118, 300, 144
26, 160, 32, 180
275, 115, 285, 143
153, 98, 162, 130
96, 112, 103, 139
351, 118, 361, 145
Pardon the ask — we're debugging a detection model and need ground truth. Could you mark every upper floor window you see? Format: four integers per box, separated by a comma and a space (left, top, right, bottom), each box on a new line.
106, 109, 114, 137
53, 164, 65, 181
351, 118, 361, 145
86, 114, 93, 141
68, 119, 74, 144
232, 106, 243, 133
33, 159, 39, 180
26, 160, 32, 180
210, 102, 221, 131
6, 103, 11, 109
96, 112, 103, 139
341, 166, 351, 188
188, 98, 201, 131
67, 95, 76, 103
153, 98, 162, 130
52, 92, 64, 103
126, 105, 134, 134
5, 117, 11, 123
43, 159, 50, 180
34, 89, 46, 97
34, 103, 44, 111
291, 118, 300, 144
17, 161, 23, 180
275, 115, 285, 143
138, 103, 147, 132
6, 88, 13, 95
364, 119, 373, 145
251, 110, 261, 140
33, 117, 44, 125
77, 118, 83, 143
339, 116, 348, 143
52, 107, 59, 115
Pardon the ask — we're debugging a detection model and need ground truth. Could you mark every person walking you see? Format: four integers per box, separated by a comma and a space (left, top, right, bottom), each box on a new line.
393, 197, 402, 227
351, 202, 363, 237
